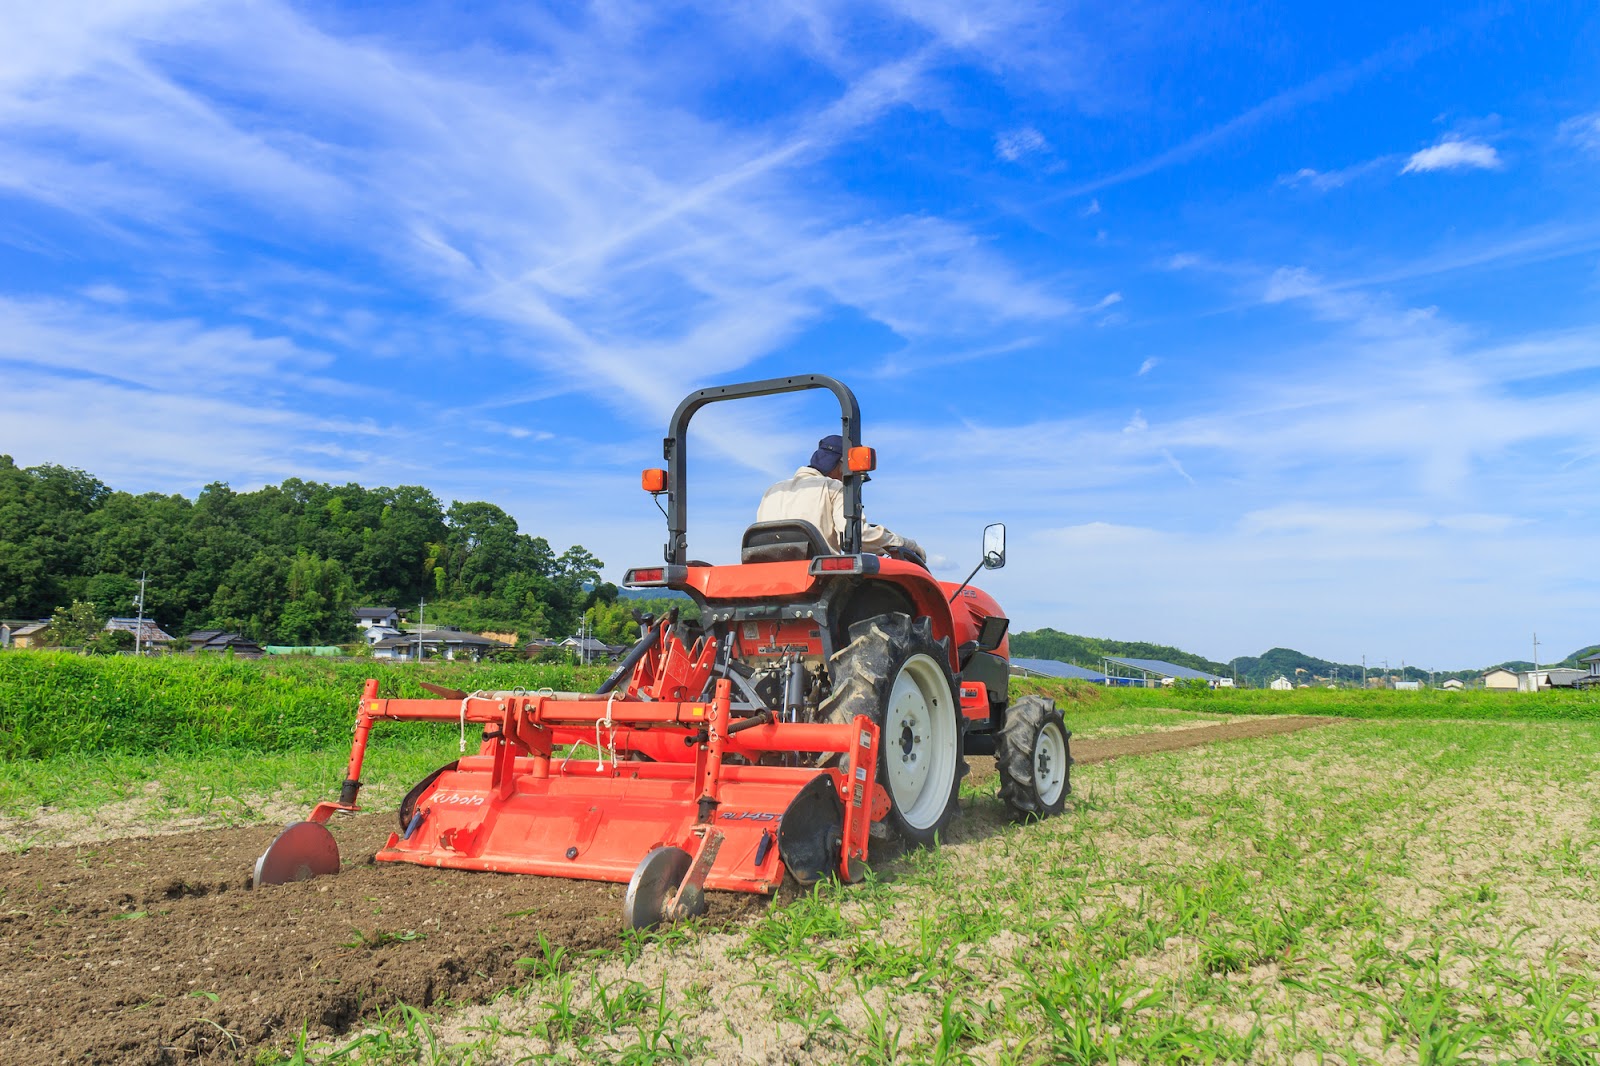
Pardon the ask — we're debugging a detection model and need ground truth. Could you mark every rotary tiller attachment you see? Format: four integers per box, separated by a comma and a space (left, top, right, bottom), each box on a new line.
257, 668, 888, 928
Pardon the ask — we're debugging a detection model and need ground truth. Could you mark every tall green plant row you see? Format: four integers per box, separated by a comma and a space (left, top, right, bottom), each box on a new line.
0, 652, 608, 759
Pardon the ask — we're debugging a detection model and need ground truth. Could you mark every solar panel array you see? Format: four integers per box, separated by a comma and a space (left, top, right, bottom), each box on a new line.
1009, 657, 1105, 682
1103, 656, 1222, 681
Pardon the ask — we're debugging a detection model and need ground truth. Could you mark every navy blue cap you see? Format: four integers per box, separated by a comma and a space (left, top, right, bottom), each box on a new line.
809, 434, 845, 473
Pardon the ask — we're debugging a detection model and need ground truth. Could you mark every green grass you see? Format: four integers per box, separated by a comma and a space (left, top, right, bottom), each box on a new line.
0, 732, 463, 827
273, 717, 1600, 1064
1011, 673, 1600, 722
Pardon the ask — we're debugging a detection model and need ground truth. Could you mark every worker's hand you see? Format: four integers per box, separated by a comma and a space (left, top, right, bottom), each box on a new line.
890, 541, 929, 569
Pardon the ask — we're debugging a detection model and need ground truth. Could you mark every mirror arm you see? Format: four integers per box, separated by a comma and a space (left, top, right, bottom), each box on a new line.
946, 558, 987, 604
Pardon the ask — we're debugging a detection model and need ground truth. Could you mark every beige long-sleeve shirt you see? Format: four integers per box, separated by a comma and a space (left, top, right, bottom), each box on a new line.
756, 466, 922, 558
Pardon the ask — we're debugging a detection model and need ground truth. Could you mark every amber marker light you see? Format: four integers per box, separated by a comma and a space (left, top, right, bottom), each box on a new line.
846, 446, 876, 473
641, 468, 667, 492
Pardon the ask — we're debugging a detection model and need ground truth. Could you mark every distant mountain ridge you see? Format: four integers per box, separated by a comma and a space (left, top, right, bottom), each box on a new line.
1010, 629, 1599, 686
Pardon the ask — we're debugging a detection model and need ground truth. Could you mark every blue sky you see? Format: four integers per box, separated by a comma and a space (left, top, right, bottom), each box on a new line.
2, 1, 1597, 669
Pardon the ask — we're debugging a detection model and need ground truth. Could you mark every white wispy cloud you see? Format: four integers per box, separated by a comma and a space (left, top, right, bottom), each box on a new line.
995, 126, 1047, 162
1278, 155, 1395, 190
1137, 356, 1158, 375
1559, 110, 1600, 155
1401, 137, 1501, 173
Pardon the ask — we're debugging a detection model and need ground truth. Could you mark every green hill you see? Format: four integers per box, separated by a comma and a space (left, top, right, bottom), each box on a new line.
1010, 631, 1600, 687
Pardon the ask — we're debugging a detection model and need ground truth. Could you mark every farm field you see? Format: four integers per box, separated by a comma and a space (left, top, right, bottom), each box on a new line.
2, 656, 1598, 1063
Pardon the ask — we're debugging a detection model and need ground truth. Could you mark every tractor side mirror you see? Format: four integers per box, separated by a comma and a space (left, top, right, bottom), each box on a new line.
982, 523, 1006, 569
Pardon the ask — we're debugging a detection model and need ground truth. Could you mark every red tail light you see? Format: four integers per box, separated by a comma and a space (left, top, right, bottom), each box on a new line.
623, 565, 687, 587
808, 555, 879, 576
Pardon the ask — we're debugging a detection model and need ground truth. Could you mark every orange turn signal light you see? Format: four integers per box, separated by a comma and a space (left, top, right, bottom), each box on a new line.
642, 468, 667, 493
847, 446, 877, 473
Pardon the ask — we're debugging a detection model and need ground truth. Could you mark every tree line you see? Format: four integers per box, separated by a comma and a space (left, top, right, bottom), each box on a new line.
0, 456, 621, 646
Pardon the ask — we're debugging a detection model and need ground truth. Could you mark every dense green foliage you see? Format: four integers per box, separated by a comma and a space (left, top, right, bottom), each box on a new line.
1010, 627, 1230, 676
0, 456, 610, 644
0, 650, 609, 759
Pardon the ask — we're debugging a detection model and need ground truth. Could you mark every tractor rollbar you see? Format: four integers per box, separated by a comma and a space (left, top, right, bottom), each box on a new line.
661, 374, 863, 565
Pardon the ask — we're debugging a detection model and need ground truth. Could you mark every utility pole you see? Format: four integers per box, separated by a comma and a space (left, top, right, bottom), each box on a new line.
133, 570, 147, 657
1362, 655, 1367, 689
1533, 631, 1540, 692
417, 598, 426, 663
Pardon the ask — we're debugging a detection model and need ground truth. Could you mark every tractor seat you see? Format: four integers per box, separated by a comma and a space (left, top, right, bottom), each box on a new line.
740, 520, 832, 564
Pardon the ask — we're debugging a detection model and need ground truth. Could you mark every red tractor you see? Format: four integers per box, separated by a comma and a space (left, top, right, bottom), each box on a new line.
255, 375, 1071, 928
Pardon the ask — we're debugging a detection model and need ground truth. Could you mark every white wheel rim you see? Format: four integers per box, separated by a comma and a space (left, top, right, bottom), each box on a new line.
883, 653, 958, 831
1033, 722, 1068, 806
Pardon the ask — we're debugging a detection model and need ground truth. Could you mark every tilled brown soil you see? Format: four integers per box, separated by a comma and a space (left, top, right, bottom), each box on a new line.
0, 814, 762, 1064
1, 714, 1339, 1064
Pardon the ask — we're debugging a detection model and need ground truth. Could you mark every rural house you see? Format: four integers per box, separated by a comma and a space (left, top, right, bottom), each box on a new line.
185, 631, 265, 658
353, 606, 401, 631
104, 617, 175, 646
353, 607, 403, 645
6, 621, 51, 648
1518, 667, 1587, 691
371, 628, 510, 662
1269, 676, 1293, 691
559, 635, 621, 662
1482, 667, 1518, 691
1578, 652, 1600, 688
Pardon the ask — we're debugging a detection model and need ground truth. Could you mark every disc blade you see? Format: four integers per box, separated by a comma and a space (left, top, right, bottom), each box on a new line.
622, 846, 692, 931
777, 773, 843, 886
253, 821, 341, 887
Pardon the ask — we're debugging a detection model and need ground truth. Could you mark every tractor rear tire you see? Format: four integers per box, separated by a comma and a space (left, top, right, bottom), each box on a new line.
995, 696, 1072, 820
822, 613, 962, 847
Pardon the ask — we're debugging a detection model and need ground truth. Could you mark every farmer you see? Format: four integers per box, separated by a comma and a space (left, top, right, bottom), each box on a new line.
756, 434, 925, 562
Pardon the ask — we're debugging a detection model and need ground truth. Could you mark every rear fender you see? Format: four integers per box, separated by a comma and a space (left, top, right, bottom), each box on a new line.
854, 562, 963, 671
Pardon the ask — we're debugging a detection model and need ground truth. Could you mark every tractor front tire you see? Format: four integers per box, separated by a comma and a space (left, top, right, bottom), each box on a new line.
995, 695, 1072, 820
822, 613, 962, 847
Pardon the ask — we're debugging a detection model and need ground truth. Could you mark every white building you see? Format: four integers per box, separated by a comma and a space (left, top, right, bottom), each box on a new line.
1269, 676, 1293, 691
1518, 667, 1587, 692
